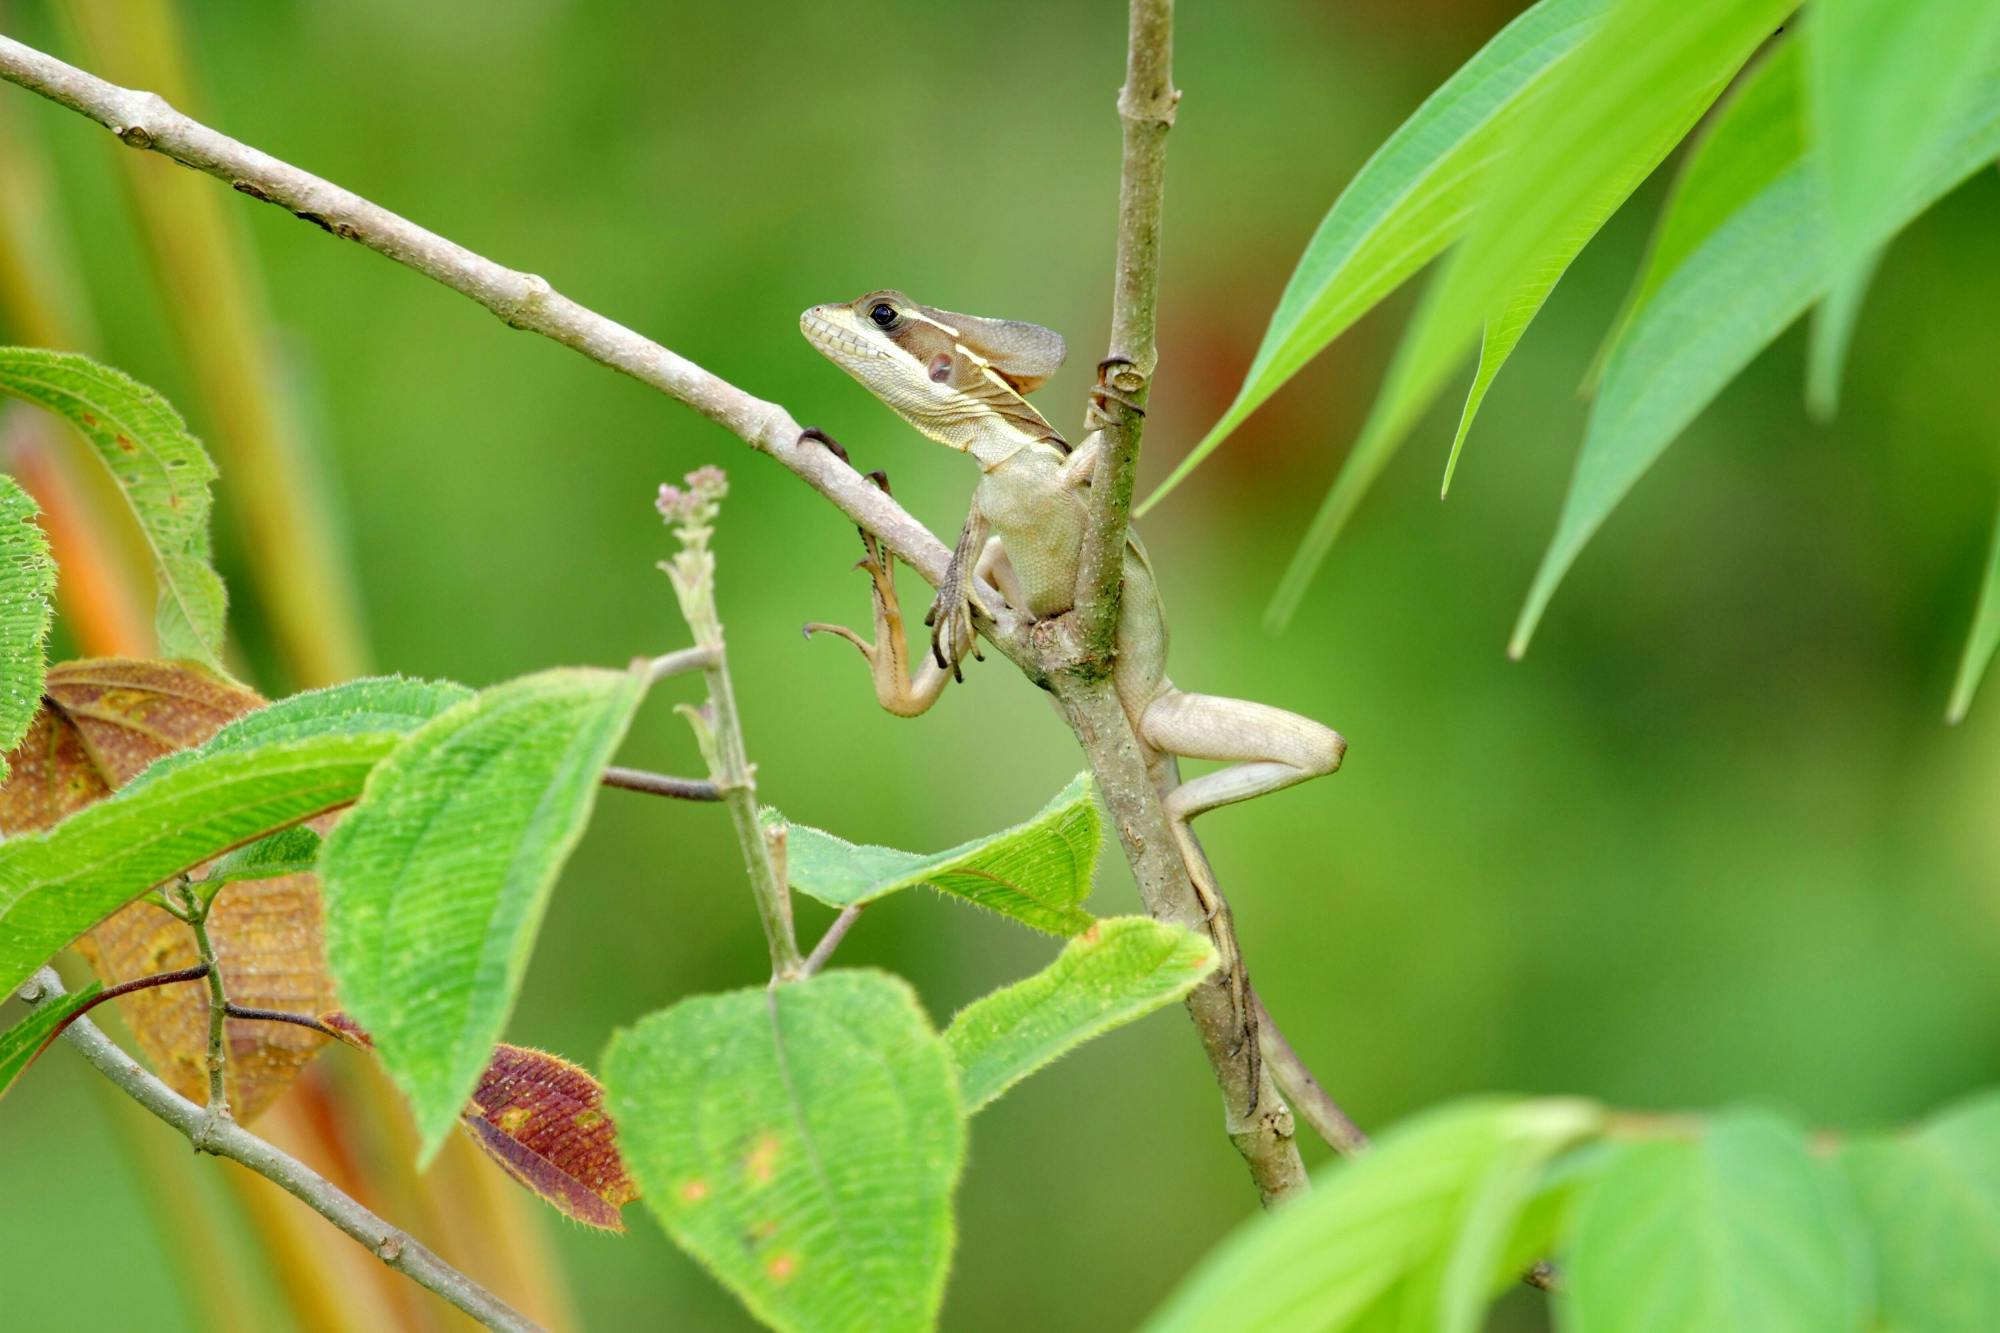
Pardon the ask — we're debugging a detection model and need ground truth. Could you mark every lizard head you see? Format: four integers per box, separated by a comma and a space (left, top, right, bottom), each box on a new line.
801, 291, 1068, 453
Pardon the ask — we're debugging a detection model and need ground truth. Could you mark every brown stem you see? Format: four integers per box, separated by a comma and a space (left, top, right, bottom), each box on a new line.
221, 1004, 347, 1041
29, 962, 211, 1067
601, 765, 720, 802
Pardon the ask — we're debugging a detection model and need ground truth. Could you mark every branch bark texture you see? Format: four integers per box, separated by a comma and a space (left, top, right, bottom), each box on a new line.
20, 969, 543, 1333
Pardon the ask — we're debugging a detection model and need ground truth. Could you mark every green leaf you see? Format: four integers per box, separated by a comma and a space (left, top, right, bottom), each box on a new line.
323, 667, 646, 1164
1, 979, 102, 1100
0, 348, 226, 670
1842, 1091, 2000, 1332
1560, 1110, 1869, 1333
1139, 0, 1610, 514
1267, 0, 1783, 625
944, 916, 1216, 1113
1585, 41, 1805, 394
1804, 0, 2000, 417
1948, 510, 2000, 724
0, 732, 399, 1001
200, 826, 324, 891
1512, 41, 2000, 655
0, 473, 54, 777
125, 675, 471, 794
769, 772, 1100, 936
605, 970, 964, 1333
1146, 1098, 1601, 1333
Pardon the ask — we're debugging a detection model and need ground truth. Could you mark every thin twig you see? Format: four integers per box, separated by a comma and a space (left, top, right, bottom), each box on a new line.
800, 905, 864, 978
601, 765, 720, 802
1252, 990, 1369, 1156
643, 644, 720, 683
19, 969, 544, 1333
27, 963, 211, 1068
222, 1003, 347, 1041
0, 31, 1335, 1204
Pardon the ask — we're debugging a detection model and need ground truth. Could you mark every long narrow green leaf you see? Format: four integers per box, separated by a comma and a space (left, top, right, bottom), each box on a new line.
1268, 0, 1786, 623
0, 348, 226, 669
769, 772, 1100, 936
1947, 509, 2000, 724
1146, 1098, 1600, 1333
1803, 254, 1878, 421
1513, 45, 2000, 655
1806, 0, 2000, 418
1561, 1110, 1869, 1332
0, 733, 400, 1000
1584, 40, 1805, 393
1842, 1091, 2000, 1331
1137, 0, 1610, 514
0, 472, 54, 777
605, 970, 964, 1333
945, 917, 1215, 1113
0, 979, 102, 1100
323, 667, 646, 1164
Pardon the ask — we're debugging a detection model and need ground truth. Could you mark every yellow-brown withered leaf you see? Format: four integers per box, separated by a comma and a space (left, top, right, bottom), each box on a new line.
0, 658, 334, 1122
462, 1044, 637, 1231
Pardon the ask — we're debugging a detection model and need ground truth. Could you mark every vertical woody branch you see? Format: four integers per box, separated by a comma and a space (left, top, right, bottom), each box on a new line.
1071, 0, 1177, 654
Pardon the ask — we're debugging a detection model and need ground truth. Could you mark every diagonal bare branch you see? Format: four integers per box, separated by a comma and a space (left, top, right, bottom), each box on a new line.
19, 969, 542, 1333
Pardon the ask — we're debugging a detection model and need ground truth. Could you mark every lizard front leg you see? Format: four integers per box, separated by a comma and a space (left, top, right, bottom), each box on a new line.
923, 511, 993, 682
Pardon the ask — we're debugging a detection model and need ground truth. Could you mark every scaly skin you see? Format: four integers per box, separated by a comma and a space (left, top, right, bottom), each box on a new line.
800, 290, 1345, 1077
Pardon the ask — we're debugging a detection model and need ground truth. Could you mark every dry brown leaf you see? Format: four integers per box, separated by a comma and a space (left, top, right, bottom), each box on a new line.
462, 1043, 637, 1231
0, 658, 337, 1122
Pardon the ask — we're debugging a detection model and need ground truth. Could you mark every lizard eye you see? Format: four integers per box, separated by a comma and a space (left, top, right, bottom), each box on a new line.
869, 302, 898, 328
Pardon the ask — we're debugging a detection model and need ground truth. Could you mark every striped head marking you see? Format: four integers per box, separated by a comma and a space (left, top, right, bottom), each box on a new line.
800, 291, 1068, 454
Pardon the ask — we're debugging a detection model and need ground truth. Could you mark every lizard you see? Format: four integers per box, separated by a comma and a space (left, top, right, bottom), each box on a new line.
797, 289, 1345, 1087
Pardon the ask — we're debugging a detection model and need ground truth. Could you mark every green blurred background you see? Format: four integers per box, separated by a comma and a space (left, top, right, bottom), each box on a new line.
2, 0, 1997, 1328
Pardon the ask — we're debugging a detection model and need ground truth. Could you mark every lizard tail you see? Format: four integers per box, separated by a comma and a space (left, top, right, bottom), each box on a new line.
1166, 815, 1262, 1117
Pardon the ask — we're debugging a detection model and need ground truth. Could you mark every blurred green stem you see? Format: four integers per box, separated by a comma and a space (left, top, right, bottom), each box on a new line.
62, 0, 370, 687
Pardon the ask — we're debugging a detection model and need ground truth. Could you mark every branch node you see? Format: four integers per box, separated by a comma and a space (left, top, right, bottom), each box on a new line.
503, 274, 555, 330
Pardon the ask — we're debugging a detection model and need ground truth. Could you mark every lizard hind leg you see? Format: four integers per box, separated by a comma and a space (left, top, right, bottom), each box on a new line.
1141, 687, 1346, 831
803, 527, 954, 718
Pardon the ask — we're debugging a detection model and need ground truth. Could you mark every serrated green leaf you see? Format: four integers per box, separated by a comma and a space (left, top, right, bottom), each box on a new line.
945, 916, 1216, 1113
0, 348, 226, 670
768, 772, 1100, 936
1, 979, 101, 1101
1948, 512, 2000, 724
1266, 0, 1782, 625
1842, 1091, 2000, 1332
1513, 43, 2000, 655
0, 732, 399, 1001
323, 667, 645, 1164
0, 473, 54, 778
125, 675, 471, 795
1560, 1110, 1870, 1333
1140, 0, 1609, 514
1803, 0, 2000, 418
1146, 1098, 1601, 1333
605, 969, 964, 1333
201, 826, 323, 890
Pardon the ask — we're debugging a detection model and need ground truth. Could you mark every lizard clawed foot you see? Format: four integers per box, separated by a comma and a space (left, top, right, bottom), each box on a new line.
1085, 357, 1147, 431
799, 425, 851, 467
